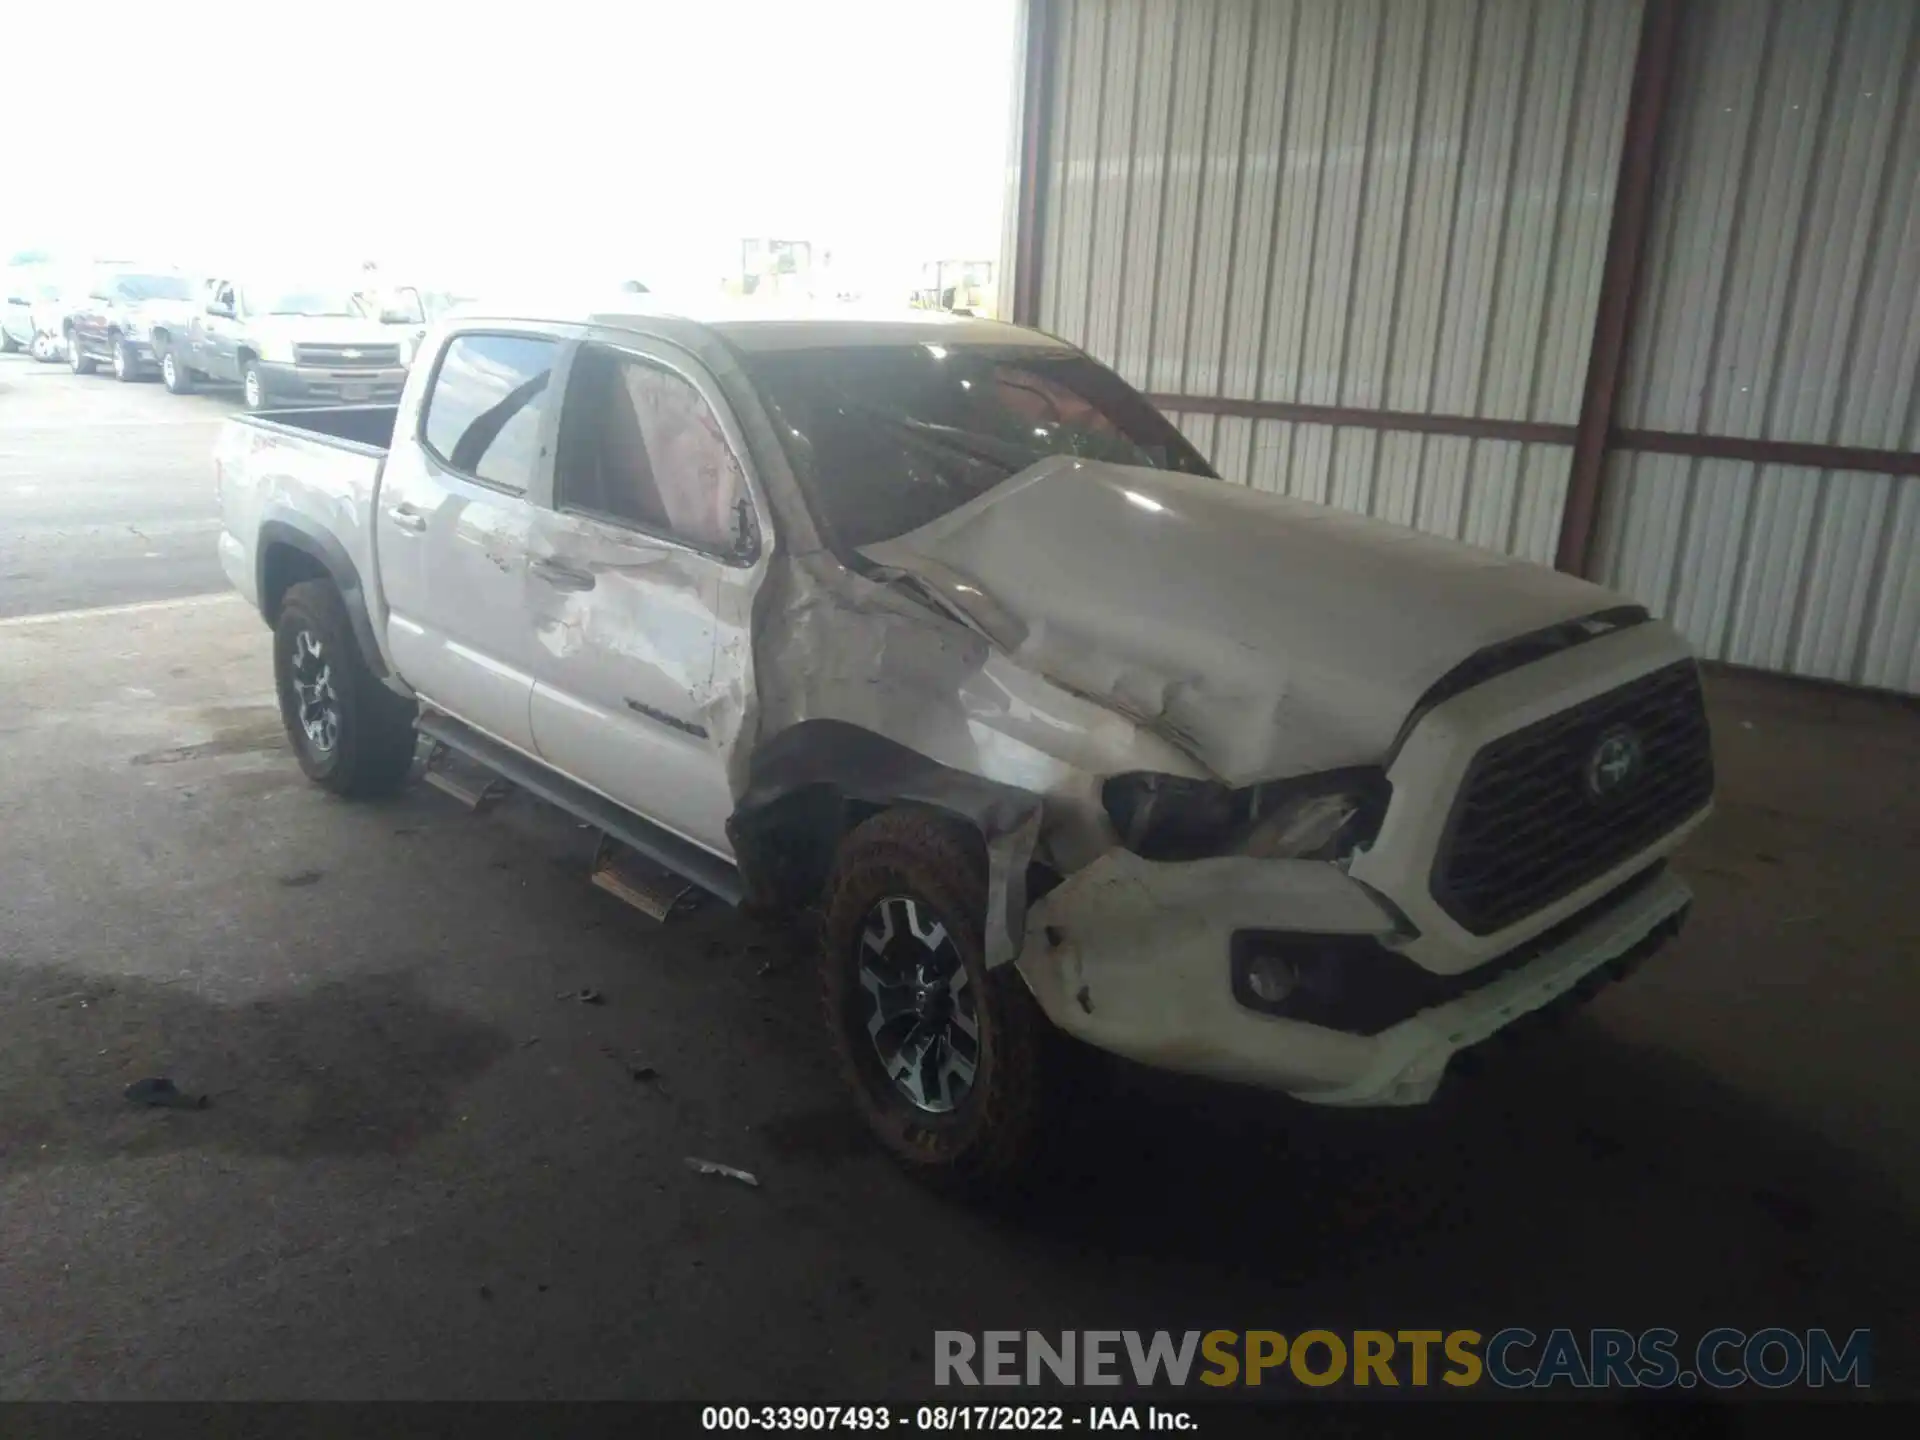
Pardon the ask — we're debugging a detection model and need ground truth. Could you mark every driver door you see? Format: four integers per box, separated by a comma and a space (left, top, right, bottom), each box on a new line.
525, 336, 769, 856
194, 281, 240, 379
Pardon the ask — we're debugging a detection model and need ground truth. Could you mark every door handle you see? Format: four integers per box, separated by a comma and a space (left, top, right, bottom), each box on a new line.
530, 556, 596, 592
386, 504, 428, 533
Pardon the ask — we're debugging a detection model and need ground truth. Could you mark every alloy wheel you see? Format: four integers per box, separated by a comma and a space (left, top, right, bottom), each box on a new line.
288, 629, 339, 753
855, 895, 980, 1114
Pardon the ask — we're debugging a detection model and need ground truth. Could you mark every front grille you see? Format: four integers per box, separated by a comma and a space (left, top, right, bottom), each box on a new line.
292, 343, 400, 368
1432, 661, 1713, 935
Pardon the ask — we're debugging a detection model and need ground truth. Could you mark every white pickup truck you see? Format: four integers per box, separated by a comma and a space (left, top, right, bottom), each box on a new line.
216, 299, 1714, 1189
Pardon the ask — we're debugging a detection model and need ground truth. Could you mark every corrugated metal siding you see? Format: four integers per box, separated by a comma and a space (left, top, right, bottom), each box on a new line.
1165, 411, 1574, 568
1597, 0, 1920, 693
1618, 0, 1920, 447
1595, 456, 1920, 693
1031, 0, 1639, 559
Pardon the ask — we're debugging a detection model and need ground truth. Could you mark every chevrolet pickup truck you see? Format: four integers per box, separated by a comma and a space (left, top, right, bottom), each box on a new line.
216, 299, 1714, 1188
164, 278, 418, 408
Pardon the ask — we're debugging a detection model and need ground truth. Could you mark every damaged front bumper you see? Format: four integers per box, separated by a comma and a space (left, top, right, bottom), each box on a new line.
1017, 850, 1692, 1106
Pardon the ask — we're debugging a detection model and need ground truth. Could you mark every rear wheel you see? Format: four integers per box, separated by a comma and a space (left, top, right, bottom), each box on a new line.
242, 359, 265, 410
272, 580, 417, 797
820, 809, 1048, 1194
161, 346, 194, 394
67, 331, 95, 374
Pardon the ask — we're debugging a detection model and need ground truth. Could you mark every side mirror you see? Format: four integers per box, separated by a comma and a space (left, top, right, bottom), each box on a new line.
206, 301, 234, 318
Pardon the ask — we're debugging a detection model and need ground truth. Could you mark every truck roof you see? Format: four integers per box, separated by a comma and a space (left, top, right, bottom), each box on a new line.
443, 295, 1076, 354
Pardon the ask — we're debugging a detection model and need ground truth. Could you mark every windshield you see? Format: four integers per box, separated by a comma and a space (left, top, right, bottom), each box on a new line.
117, 274, 195, 302
249, 287, 359, 317
741, 345, 1214, 551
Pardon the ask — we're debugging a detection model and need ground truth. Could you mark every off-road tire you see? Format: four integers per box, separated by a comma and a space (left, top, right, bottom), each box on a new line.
821, 809, 1047, 1194
242, 358, 266, 410
273, 580, 416, 797
67, 332, 95, 374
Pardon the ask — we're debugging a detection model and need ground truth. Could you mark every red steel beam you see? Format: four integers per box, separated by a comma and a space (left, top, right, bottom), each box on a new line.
1556, 0, 1685, 576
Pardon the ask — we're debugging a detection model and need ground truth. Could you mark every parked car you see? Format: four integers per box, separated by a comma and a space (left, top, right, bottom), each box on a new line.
3, 262, 65, 356
63, 267, 201, 380
215, 301, 1714, 1189
161, 278, 416, 408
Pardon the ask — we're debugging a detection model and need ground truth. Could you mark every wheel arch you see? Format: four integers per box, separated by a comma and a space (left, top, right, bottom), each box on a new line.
727, 720, 1042, 967
256, 518, 388, 678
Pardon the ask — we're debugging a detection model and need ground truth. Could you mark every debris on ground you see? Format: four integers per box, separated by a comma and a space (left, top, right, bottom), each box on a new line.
278, 869, 325, 888
555, 987, 606, 1005
124, 1077, 209, 1110
685, 1157, 760, 1188
521, 1036, 541, 1048
600, 1045, 658, 1082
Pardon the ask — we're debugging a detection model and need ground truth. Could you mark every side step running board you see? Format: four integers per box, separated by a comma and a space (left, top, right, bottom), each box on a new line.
415, 711, 744, 908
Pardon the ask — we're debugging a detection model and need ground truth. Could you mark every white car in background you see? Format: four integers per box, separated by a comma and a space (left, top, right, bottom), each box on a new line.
3, 266, 78, 362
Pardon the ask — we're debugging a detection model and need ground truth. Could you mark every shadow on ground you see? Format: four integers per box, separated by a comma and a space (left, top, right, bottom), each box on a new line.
753, 973, 1914, 1393
0, 963, 513, 1169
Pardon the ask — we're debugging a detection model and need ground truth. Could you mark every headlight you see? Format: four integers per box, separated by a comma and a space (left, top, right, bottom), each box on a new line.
255, 336, 297, 364
1103, 769, 1388, 863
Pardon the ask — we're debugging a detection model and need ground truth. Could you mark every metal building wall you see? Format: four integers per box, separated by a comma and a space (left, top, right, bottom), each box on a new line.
1029, 0, 1642, 564
1592, 0, 1920, 691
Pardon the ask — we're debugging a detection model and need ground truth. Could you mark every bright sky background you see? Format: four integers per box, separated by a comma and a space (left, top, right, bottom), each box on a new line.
9, 0, 1018, 299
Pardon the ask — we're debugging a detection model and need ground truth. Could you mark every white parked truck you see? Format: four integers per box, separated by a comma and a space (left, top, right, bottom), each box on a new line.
216, 299, 1714, 1188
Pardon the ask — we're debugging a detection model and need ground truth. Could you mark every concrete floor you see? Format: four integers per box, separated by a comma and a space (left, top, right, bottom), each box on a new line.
0, 356, 1915, 1402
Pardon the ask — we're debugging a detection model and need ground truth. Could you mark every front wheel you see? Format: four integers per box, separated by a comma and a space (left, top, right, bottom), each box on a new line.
242, 359, 265, 410
272, 580, 418, 797
161, 347, 194, 394
820, 809, 1048, 1194
111, 335, 139, 382
67, 333, 95, 374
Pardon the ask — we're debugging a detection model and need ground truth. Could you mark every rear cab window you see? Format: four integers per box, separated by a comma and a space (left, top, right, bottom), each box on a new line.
421, 334, 559, 494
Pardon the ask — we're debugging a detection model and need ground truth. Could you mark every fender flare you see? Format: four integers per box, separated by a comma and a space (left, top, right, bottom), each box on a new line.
256, 516, 389, 678
727, 719, 1042, 968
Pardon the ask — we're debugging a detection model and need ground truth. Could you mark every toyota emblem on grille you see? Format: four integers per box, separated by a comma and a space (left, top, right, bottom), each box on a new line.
1585, 725, 1643, 798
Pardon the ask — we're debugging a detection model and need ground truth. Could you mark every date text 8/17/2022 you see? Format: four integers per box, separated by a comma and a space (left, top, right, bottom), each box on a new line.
700, 1405, 1195, 1431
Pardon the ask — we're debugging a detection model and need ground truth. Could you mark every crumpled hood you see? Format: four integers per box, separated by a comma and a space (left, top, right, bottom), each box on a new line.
860, 456, 1629, 783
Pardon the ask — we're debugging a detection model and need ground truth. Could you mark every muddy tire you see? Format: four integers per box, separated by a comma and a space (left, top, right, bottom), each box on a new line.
820, 808, 1047, 1194
273, 580, 416, 798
